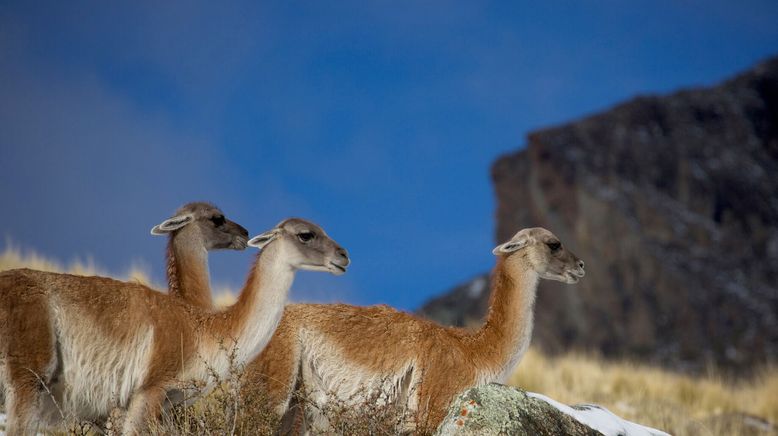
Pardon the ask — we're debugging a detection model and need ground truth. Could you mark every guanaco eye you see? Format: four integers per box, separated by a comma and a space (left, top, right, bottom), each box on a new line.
297, 232, 315, 243
211, 215, 225, 227
547, 241, 561, 251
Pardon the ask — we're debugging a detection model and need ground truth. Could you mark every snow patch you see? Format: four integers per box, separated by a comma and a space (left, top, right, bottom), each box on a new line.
527, 392, 670, 436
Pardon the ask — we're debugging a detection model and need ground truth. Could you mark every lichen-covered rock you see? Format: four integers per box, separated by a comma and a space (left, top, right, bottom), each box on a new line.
435, 384, 668, 436
435, 384, 599, 436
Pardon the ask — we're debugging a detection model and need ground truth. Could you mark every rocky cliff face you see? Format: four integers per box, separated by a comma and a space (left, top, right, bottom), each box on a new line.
419, 57, 778, 372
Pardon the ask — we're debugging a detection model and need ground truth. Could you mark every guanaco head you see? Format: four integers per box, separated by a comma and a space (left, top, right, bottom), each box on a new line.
246, 218, 350, 275
492, 227, 585, 284
150, 202, 249, 250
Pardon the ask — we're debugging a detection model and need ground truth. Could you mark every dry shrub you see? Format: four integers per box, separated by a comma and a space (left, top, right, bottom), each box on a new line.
148, 341, 279, 435
297, 379, 421, 436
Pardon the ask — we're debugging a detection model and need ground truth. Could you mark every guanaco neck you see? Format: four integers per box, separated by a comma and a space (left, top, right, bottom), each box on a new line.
472, 255, 539, 380
204, 241, 294, 363
166, 226, 213, 310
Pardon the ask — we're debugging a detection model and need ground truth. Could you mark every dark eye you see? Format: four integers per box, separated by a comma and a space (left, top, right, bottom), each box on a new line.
547, 241, 561, 252
297, 231, 315, 243
211, 215, 225, 227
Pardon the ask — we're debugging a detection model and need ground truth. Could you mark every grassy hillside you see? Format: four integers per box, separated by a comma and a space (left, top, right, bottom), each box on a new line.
1, 245, 775, 435
511, 348, 777, 435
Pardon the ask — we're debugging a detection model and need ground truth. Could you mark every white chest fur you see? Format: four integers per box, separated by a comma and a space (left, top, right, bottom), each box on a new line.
53, 307, 155, 419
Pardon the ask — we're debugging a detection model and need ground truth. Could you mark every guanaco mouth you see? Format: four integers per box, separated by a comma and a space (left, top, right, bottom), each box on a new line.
330, 262, 347, 273
233, 237, 248, 249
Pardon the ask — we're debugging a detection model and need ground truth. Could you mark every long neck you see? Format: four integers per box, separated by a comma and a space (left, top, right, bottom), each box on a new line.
204, 242, 294, 364
473, 256, 539, 380
166, 227, 213, 309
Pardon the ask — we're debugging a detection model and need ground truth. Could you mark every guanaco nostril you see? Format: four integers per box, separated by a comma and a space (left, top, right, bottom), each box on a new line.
578, 260, 585, 269
337, 248, 349, 260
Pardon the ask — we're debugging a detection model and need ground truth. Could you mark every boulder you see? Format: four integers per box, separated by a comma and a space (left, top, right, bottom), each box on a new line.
435, 384, 668, 436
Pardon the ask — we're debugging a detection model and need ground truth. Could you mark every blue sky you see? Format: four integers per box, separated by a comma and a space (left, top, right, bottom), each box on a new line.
1, 1, 777, 310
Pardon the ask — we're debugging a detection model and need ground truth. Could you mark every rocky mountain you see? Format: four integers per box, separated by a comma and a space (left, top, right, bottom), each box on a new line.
418, 57, 778, 373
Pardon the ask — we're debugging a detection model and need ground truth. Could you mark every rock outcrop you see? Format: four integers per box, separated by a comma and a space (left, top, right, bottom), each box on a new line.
419, 56, 778, 372
435, 384, 668, 436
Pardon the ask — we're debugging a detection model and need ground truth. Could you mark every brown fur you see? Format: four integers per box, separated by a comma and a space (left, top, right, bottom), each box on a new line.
242, 227, 585, 433
0, 217, 348, 436
0, 270, 203, 434
157, 202, 248, 310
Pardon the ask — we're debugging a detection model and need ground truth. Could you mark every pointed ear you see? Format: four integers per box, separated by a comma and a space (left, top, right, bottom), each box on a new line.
247, 229, 280, 249
150, 214, 195, 235
492, 238, 529, 255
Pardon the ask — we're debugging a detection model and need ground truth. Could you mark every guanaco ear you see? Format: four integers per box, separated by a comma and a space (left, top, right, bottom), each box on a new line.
150, 214, 195, 235
247, 229, 280, 249
492, 237, 529, 255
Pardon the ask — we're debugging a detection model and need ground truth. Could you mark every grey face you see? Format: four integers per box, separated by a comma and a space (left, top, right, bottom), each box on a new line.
184, 203, 249, 251
493, 227, 585, 284
248, 218, 350, 275
151, 202, 249, 251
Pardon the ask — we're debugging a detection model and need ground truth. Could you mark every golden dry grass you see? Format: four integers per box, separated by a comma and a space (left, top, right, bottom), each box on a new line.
510, 348, 778, 435
0, 242, 151, 284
